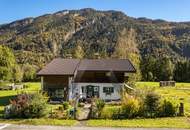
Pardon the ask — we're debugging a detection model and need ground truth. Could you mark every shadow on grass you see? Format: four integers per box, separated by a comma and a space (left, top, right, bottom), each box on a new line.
0, 95, 16, 106
0, 109, 3, 118
0, 95, 16, 118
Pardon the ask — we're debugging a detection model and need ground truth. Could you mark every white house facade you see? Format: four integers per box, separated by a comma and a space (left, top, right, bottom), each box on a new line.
37, 58, 136, 101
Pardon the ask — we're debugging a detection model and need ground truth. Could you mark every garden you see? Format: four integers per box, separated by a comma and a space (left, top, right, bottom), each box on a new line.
0, 82, 190, 128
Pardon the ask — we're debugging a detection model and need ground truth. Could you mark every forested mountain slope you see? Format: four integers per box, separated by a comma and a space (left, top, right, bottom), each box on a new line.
0, 8, 190, 71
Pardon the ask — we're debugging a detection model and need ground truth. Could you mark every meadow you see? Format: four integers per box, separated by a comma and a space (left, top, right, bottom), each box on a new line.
0, 82, 41, 118
87, 117, 190, 128
136, 82, 190, 116
87, 82, 190, 128
0, 82, 190, 128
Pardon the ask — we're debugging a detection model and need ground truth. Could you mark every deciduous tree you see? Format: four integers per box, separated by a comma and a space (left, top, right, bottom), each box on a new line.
112, 28, 141, 82
0, 45, 16, 81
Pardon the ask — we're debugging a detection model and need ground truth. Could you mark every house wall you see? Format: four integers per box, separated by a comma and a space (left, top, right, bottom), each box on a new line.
42, 73, 127, 101
43, 75, 70, 101
72, 83, 123, 101
43, 75, 69, 88
74, 71, 127, 83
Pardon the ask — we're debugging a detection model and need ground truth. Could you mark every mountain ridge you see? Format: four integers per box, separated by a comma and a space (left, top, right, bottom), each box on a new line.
0, 8, 190, 67
1, 8, 190, 26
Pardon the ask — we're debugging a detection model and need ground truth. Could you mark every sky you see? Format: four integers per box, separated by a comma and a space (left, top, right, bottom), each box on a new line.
0, 0, 190, 24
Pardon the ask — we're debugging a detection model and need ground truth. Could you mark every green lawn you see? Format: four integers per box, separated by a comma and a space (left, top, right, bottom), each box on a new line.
0, 81, 190, 128
0, 82, 41, 118
136, 82, 190, 116
0, 119, 77, 126
87, 117, 190, 128
88, 82, 190, 128
136, 82, 190, 89
0, 82, 77, 126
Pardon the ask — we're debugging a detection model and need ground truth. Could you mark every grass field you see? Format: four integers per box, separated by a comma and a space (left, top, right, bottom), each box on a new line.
87, 117, 190, 128
0, 81, 190, 128
136, 82, 190, 116
0, 118, 77, 126
92, 82, 190, 128
0, 82, 41, 118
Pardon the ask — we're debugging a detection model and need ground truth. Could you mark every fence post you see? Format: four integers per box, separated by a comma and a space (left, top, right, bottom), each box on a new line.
179, 103, 184, 116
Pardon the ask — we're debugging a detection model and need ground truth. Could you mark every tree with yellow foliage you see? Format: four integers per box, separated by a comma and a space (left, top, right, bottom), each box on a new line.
112, 28, 141, 82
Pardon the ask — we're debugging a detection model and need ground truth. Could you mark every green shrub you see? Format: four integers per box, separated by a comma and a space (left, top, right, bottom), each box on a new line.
144, 91, 160, 118
63, 102, 69, 110
100, 106, 121, 119
121, 94, 140, 118
24, 93, 49, 118
58, 106, 64, 111
91, 98, 105, 118
112, 108, 123, 119
159, 100, 178, 117
96, 99, 105, 112
106, 101, 121, 106
23, 84, 29, 89
4, 93, 49, 118
50, 109, 69, 119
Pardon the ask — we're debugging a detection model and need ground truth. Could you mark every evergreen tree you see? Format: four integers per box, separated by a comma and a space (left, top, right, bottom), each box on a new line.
174, 60, 190, 82
141, 55, 157, 81
158, 57, 174, 81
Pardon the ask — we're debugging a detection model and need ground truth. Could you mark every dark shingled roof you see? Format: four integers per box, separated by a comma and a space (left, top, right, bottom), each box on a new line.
37, 58, 80, 76
37, 58, 136, 76
78, 59, 136, 72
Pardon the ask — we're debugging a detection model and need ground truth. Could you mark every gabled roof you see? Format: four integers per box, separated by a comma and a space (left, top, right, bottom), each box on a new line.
78, 59, 136, 72
37, 58, 136, 76
37, 58, 80, 76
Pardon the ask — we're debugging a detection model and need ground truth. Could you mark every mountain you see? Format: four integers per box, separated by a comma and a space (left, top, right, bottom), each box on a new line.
0, 8, 190, 68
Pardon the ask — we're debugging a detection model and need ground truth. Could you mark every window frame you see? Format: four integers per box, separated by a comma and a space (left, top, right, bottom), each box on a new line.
103, 87, 114, 95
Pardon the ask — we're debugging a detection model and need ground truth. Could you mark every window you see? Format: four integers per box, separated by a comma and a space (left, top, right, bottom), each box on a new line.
94, 86, 99, 92
48, 88, 65, 99
103, 87, 114, 95
82, 86, 85, 93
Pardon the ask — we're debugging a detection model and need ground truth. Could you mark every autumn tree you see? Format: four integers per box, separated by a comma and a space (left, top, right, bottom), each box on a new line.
73, 44, 85, 59
112, 28, 141, 82
0, 45, 16, 81
22, 64, 36, 82
13, 65, 23, 83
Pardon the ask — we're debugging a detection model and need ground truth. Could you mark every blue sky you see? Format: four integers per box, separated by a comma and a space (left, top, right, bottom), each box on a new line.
0, 0, 190, 24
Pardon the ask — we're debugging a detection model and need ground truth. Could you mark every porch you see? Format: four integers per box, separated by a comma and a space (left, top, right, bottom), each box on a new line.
41, 75, 70, 102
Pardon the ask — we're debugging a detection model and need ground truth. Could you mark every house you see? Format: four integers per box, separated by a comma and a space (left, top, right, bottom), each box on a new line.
37, 58, 136, 101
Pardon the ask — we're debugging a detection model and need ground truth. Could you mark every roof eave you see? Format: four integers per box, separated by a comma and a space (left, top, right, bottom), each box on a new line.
36, 73, 74, 76
77, 70, 136, 73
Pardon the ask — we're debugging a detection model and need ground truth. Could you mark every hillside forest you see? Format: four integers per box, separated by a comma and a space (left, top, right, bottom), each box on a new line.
0, 9, 190, 82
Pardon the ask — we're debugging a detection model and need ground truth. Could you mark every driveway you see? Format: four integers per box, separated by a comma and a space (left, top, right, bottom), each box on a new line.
0, 124, 188, 130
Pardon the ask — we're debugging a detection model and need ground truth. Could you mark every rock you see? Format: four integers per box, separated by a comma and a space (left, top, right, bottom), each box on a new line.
76, 103, 92, 120
76, 108, 91, 120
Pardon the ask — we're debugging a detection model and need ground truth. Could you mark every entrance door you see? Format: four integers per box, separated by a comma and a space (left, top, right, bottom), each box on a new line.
86, 85, 99, 98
